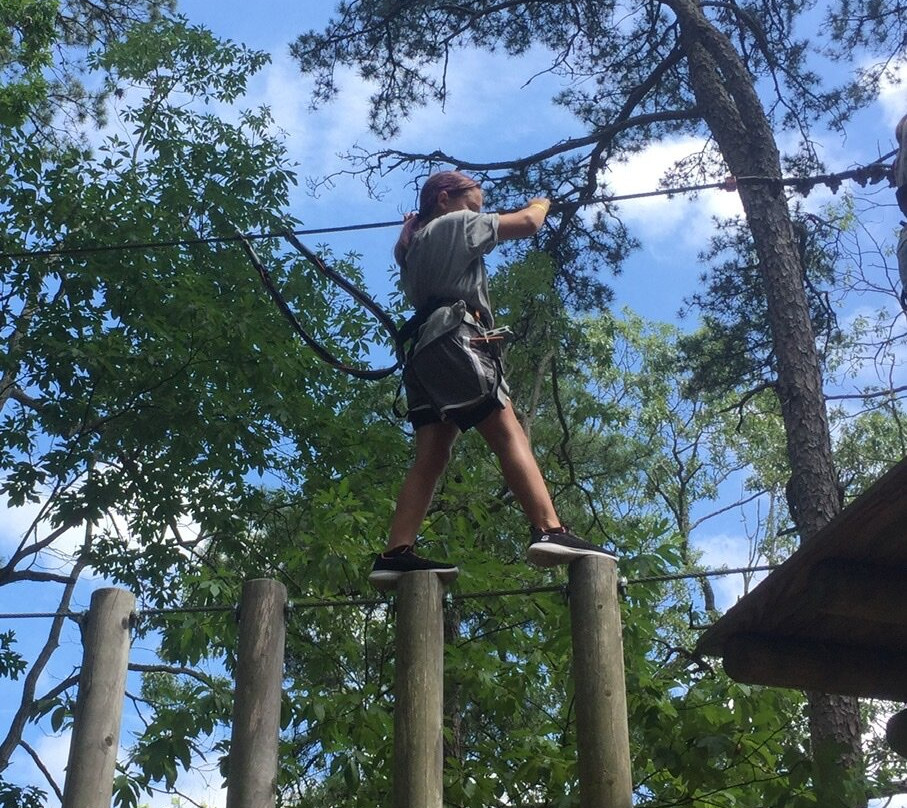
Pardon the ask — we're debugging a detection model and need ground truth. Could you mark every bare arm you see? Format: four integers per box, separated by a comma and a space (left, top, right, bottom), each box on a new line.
497, 197, 550, 240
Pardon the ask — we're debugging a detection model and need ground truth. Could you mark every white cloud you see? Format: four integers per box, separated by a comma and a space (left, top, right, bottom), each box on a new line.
145, 768, 228, 808
0, 498, 88, 568
0, 494, 147, 585
874, 58, 906, 132
1, 499, 46, 554
392, 46, 579, 159
602, 136, 746, 250
1, 479, 204, 572
256, 43, 583, 200
8, 725, 228, 808
257, 53, 372, 176
693, 530, 770, 612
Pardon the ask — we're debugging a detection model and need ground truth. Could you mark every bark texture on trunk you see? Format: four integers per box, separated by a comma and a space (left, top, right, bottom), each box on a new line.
666, 0, 864, 803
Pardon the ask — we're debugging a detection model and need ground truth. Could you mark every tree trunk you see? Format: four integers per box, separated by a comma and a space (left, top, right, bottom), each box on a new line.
667, 0, 865, 803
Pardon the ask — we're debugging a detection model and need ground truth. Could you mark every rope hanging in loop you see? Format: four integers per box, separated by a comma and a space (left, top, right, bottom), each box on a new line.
235, 228, 405, 381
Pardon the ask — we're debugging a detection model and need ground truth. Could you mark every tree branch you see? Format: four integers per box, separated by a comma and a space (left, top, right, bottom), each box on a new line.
0, 522, 77, 586
7, 386, 44, 412
324, 107, 700, 191
127, 663, 220, 689
825, 384, 907, 401
20, 739, 64, 802
0, 551, 88, 769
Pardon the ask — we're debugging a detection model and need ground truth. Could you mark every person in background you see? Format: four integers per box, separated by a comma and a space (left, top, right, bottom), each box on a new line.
369, 171, 615, 588
894, 113, 907, 311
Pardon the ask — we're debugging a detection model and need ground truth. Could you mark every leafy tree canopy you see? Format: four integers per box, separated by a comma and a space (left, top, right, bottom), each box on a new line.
0, 0, 55, 125
0, 8, 408, 799
3, 1, 907, 805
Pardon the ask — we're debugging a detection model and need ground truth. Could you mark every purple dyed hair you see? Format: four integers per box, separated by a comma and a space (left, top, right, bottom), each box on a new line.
394, 171, 480, 268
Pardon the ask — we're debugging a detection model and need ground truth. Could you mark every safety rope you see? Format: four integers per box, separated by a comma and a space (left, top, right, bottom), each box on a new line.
0, 154, 895, 262
1, 154, 897, 381
235, 228, 406, 380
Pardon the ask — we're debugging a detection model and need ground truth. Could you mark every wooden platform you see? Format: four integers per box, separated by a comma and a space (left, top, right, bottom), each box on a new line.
695, 457, 907, 701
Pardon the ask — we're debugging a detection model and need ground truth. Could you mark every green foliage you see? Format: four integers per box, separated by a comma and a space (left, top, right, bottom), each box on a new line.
0, 15, 317, 582
107, 255, 835, 807
92, 15, 269, 101
0, 7, 405, 801
124, 671, 233, 797
3, 2, 906, 806
0, 781, 46, 808
0, 0, 55, 125
833, 406, 907, 497
112, 772, 142, 808
0, 631, 25, 679
37, 0, 175, 135
679, 208, 844, 399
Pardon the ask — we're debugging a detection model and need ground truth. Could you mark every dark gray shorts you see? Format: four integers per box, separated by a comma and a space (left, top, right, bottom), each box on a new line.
404, 319, 509, 431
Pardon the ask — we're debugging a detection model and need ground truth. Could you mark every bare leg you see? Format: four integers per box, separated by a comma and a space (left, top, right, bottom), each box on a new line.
475, 402, 560, 531
386, 420, 460, 551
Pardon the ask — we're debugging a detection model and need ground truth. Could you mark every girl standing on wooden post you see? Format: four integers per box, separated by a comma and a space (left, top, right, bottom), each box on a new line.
369, 171, 615, 589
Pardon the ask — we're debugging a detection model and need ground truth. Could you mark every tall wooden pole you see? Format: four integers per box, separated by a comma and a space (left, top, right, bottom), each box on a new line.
62, 587, 135, 808
226, 579, 287, 808
568, 555, 632, 808
394, 571, 444, 808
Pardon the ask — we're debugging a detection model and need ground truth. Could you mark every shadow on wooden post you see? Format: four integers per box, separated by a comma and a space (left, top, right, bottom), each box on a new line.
569, 554, 632, 808
62, 587, 135, 808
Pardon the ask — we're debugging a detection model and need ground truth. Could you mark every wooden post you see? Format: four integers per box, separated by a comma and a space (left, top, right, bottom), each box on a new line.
394, 571, 444, 808
568, 555, 632, 808
226, 579, 287, 808
62, 586, 135, 808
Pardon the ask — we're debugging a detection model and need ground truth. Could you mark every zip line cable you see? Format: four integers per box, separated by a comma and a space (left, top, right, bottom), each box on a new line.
0, 563, 779, 619
0, 156, 894, 262
1, 156, 892, 380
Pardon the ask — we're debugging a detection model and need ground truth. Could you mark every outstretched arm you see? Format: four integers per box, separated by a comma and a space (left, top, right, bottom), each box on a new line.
497, 197, 550, 240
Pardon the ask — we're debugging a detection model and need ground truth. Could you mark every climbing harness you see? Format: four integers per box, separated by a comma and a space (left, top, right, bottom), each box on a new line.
235, 230, 516, 425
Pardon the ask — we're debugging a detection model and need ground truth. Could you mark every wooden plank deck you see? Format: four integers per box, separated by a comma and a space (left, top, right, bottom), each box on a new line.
695, 457, 907, 700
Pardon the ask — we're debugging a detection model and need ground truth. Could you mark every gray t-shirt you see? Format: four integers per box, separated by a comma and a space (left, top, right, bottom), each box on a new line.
400, 209, 500, 326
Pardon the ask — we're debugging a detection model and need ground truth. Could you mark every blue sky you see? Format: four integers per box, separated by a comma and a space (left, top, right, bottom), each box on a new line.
2, 0, 906, 805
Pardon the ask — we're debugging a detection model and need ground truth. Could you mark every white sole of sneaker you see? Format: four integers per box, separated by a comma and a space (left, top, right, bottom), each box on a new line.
527, 544, 617, 567
368, 568, 460, 590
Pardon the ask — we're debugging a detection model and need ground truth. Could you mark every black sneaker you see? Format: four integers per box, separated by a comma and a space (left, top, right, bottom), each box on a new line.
527, 527, 618, 568
368, 545, 459, 590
